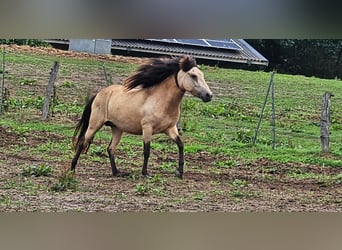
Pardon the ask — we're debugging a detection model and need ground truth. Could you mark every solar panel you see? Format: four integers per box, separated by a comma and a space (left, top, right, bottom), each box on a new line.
206, 39, 242, 50
147, 39, 242, 51
149, 39, 177, 43
175, 39, 208, 47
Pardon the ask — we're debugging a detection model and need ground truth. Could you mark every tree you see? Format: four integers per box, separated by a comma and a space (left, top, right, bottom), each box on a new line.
246, 39, 342, 79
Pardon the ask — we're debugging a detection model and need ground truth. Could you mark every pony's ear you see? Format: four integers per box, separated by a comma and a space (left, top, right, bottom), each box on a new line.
179, 55, 197, 72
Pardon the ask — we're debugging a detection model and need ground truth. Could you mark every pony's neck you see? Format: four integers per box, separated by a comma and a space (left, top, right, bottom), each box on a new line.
161, 74, 186, 107
175, 71, 186, 92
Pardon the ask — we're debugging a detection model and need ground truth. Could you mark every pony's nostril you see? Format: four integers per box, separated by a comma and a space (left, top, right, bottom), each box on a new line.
202, 92, 212, 102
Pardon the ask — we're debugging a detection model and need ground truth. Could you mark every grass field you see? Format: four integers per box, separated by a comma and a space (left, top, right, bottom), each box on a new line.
0, 45, 342, 211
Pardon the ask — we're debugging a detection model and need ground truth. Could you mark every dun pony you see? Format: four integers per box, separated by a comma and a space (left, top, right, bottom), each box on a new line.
71, 55, 213, 179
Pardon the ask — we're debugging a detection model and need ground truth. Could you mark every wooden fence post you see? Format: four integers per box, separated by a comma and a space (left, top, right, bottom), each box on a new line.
102, 62, 110, 86
42, 61, 59, 120
0, 47, 5, 115
320, 91, 333, 153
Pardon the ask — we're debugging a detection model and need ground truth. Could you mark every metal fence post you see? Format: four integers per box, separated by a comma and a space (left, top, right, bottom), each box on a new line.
253, 71, 276, 145
271, 73, 276, 149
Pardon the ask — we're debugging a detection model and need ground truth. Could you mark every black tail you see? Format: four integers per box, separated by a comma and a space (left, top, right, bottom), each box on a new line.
72, 95, 96, 152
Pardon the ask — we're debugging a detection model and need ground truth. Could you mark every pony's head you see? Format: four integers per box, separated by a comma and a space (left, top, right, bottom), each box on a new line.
177, 55, 213, 102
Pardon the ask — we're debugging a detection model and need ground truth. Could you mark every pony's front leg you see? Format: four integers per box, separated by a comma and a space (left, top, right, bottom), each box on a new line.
166, 126, 184, 179
108, 127, 127, 177
142, 126, 153, 177
174, 136, 184, 179
142, 141, 151, 177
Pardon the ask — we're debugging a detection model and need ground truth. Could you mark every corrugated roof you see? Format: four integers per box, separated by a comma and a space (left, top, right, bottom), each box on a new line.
45, 39, 268, 66
111, 39, 268, 66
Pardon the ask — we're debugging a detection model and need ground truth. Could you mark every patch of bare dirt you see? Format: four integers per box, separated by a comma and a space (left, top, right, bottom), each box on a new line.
0, 127, 18, 147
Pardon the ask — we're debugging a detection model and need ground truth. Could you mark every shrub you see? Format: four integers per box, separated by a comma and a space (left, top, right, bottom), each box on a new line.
0, 39, 50, 47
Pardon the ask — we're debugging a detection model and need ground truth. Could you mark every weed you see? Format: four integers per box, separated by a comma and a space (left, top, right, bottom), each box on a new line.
173, 196, 188, 205
180, 118, 199, 132
134, 173, 166, 196
260, 166, 280, 175
185, 144, 207, 153
50, 169, 79, 192
230, 179, 248, 188
160, 161, 176, 171
229, 190, 246, 198
134, 183, 149, 195
192, 191, 205, 201
0, 195, 10, 205
151, 188, 166, 196
116, 192, 127, 200
229, 190, 257, 199
7, 96, 44, 110
335, 173, 342, 184
199, 102, 229, 118
20, 78, 36, 86
51, 99, 83, 115
21, 164, 54, 177
90, 145, 107, 157
233, 128, 254, 143
215, 159, 238, 168
0, 195, 25, 208
129, 170, 140, 181
4, 179, 17, 189
151, 173, 164, 183
62, 81, 75, 88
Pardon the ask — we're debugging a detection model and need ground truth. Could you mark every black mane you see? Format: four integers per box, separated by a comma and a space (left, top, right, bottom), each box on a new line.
123, 55, 197, 90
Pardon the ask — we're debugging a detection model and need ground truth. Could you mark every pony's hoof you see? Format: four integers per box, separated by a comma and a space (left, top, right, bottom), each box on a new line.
175, 170, 183, 179
113, 171, 130, 177
142, 173, 152, 179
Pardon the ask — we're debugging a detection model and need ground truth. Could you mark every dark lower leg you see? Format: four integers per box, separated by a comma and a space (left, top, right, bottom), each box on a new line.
175, 136, 184, 178
71, 144, 84, 171
107, 146, 119, 176
142, 141, 150, 176
107, 128, 125, 177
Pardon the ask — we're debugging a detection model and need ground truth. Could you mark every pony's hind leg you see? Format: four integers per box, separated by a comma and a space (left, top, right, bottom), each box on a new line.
107, 126, 127, 177
71, 143, 84, 171
71, 132, 94, 172
71, 120, 104, 173
165, 126, 184, 179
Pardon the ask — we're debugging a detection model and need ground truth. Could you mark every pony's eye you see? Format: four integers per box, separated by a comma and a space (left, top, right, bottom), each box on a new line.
190, 74, 197, 81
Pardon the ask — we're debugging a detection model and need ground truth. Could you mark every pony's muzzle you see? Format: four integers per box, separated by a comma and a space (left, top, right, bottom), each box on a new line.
201, 92, 213, 102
